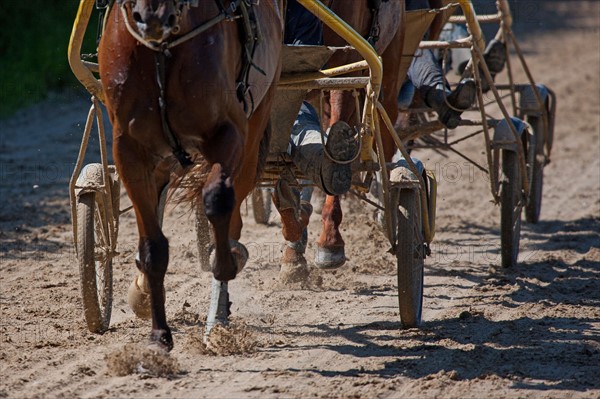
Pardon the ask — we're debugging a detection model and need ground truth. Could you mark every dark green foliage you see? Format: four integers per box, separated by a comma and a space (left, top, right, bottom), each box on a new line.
0, 1, 99, 117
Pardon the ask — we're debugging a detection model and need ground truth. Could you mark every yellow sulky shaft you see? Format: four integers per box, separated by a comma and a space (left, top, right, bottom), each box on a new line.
68, 0, 104, 102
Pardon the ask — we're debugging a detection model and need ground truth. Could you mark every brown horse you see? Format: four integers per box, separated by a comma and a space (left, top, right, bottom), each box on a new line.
279, 0, 405, 269
98, 0, 283, 350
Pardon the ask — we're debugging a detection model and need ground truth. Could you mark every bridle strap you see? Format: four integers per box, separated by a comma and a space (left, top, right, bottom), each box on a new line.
119, 0, 243, 52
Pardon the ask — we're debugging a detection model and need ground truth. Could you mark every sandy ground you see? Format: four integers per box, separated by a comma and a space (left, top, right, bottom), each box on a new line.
1, 1, 599, 398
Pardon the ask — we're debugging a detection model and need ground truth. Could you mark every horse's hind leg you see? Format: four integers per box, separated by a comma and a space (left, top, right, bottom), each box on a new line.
314, 89, 351, 270
114, 136, 173, 350
201, 120, 250, 281
203, 103, 272, 333
272, 176, 312, 265
316, 195, 346, 269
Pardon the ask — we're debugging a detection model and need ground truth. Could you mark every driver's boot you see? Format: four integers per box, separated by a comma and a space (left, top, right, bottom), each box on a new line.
423, 78, 476, 129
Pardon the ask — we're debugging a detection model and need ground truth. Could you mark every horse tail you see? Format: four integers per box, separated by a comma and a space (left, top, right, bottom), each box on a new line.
168, 158, 210, 210
168, 121, 270, 209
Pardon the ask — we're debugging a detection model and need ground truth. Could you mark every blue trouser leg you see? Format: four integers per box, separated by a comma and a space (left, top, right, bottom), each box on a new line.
288, 102, 330, 193
404, 0, 447, 100
407, 48, 446, 94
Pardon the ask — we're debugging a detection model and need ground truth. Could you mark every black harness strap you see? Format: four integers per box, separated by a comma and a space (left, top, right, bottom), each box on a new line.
235, 0, 266, 116
155, 51, 193, 167
367, 0, 390, 46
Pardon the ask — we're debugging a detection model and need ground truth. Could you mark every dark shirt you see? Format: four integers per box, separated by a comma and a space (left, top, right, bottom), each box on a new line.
284, 0, 323, 45
405, 0, 430, 10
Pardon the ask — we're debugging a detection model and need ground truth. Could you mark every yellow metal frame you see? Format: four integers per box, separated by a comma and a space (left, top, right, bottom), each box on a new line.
453, 0, 486, 52
68, 1, 116, 252
68, 0, 104, 102
296, 0, 383, 95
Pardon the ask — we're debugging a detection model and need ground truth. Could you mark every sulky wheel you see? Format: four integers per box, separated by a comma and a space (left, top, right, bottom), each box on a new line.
395, 188, 424, 328
524, 113, 547, 223
500, 150, 523, 268
519, 84, 554, 223
251, 188, 272, 225
76, 192, 113, 333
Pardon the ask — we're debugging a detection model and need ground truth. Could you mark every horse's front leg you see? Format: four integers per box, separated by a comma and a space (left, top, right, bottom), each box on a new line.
202, 122, 249, 336
114, 134, 173, 350
203, 163, 238, 282
202, 162, 237, 336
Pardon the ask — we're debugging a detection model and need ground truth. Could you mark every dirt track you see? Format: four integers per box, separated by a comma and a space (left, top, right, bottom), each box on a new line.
1, 1, 599, 398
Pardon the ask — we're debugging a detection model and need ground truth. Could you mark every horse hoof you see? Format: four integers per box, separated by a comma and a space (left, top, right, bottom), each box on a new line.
280, 246, 310, 284
315, 245, 346, 269
127, 273, 152, 320
279, 261, 310, 284
281, 245, 307, 266
150, 328, 173, 352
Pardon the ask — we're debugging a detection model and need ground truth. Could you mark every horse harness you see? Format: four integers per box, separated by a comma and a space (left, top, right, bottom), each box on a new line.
112, 0, 264, 167
367, 0, 391, 46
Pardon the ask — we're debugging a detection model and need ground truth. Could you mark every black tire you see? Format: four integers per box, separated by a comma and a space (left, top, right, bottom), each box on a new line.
525, 115, 545, 223
195, 203, 212, 272
252, 188, 271, 225
76, 193, 113, 333
500, 150, 522, 268
396, 189, 424, 328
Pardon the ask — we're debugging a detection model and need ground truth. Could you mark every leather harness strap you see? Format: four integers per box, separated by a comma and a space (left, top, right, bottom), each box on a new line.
234, 0, 265, 116
155, 51, 194, 167
367, 0, 391, 46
